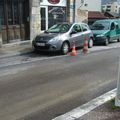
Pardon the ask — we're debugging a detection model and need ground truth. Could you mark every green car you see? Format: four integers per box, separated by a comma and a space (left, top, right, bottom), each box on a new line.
91, 19, 120, 46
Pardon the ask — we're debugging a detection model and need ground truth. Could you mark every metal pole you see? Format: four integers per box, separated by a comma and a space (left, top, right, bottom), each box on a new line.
73, 0, 76, 23
115, 57, 120, 106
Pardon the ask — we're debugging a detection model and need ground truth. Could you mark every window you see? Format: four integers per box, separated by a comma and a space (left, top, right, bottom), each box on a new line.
111, 23, 115, 30
72, 24, 82, 33
0, 1, 4, 25
81, 24, 89, 31
116, 24, 119, 29
13, 1, 19, 24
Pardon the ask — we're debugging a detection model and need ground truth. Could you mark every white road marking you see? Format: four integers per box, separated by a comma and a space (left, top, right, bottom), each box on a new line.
52, 89, 116, 120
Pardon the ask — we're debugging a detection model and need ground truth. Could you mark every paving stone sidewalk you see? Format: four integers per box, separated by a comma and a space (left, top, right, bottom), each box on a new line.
79, 100, 120, 120
0, 41, 33, 58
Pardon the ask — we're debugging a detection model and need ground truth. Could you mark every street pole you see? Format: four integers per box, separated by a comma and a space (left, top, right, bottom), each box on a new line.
73, 0, 76, 23
115, 57, 120, 106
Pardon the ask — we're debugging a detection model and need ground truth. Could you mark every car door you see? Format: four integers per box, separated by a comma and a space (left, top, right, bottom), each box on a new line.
81, 24, 90, 46
110, 22, 117, 41
69, 24, 83, 47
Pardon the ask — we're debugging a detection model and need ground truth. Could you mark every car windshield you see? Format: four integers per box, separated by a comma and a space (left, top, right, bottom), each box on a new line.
91, 22, 110, 30
46, 23, 71, 33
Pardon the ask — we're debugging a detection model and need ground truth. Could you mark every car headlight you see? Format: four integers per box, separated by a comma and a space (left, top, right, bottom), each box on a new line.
96, 34, 105, 37
48, 36, 60, 43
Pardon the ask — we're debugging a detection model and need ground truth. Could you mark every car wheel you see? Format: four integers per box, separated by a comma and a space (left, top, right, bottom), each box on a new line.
61, 42, 69, 55
88, 38, 93, 48
104, 38, 109, 46
34, 48, 39, 53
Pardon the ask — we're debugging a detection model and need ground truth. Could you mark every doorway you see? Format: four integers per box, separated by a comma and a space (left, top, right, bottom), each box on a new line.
0, 0, 30, 44
41, 6, 48, 31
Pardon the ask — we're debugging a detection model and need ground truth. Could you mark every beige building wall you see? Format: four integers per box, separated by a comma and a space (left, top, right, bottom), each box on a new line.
74, 0, 101, 23
69, 0, 74, 22
30, 0, 41, 41
76, 9, 88, 23
111, 1, 116, 12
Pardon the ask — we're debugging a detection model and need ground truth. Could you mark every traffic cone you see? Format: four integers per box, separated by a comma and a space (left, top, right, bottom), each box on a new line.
83, 37, 89, 54
71, 44, 77, 56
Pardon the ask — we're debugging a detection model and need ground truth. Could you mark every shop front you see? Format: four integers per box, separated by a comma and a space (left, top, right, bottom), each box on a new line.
40, 0, 67, 31
0, 0, 30, 44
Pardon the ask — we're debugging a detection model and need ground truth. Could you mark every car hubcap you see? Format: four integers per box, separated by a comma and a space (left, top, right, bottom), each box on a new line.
105, 39, 108, 45
63, 43, 69, 54
89, 39, 93, 48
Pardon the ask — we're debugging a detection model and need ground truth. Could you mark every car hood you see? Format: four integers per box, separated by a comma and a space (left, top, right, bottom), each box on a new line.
92, 30, 109, 37
35, 33, 61, 42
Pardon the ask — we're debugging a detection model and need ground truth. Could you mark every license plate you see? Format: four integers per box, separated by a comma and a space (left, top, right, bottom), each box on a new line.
36, 43, 45, 46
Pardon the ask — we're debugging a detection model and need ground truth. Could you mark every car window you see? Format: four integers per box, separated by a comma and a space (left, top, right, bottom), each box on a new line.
60, 24, 71, 32
81, 24, 89, 32
91, 21, 110, 30
111, 22, 115, 30
72, 24, 82, 33
46, 23, 71, 33
116, 24, 119, 29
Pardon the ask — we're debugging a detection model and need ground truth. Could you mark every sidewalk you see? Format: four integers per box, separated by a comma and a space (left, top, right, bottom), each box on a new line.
0, 41, 33, 58
53, 89, 120, 120
79, 99, 120, 120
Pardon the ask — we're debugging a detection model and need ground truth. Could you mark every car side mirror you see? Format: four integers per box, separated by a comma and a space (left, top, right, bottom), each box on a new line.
83, 28, 87, 32
70, 31, 77, 35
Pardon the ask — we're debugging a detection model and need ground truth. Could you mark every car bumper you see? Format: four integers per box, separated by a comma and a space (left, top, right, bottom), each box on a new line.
93, 36, 107, 44
32, 42, 61, 52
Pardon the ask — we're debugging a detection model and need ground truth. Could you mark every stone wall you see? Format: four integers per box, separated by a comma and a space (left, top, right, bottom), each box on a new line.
30, 0, 41, 41
76, 9, 88, 23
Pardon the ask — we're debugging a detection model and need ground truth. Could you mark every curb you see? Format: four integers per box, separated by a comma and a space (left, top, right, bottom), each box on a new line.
2, 40, 31, 48
0, 50, 34, 59
53, 89, 116, 120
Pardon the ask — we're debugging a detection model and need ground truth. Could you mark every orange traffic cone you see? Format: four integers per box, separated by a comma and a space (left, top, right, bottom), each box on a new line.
71, 44, 77, 56
83, 37, 89, 54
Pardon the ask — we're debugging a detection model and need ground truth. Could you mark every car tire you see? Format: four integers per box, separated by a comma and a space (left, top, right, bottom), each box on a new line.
88, 38, 93, 48
104, 38, 109, 46
61, 42, 69, 55
33, 48, 39, 53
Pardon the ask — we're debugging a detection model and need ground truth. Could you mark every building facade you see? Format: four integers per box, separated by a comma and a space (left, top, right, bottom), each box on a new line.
0, 0, 69, 45
0, 0, 101, 46
75, 0, 102, 23
40, 0, 67, 31
102, 1, 120, 13
0, 0, 30, 44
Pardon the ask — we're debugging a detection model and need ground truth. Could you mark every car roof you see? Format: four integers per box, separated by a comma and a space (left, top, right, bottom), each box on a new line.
95, 19, 120, 23
56, 22, 88, 25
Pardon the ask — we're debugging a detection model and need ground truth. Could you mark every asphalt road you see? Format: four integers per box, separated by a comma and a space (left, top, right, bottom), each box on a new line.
0, 45, 120, 120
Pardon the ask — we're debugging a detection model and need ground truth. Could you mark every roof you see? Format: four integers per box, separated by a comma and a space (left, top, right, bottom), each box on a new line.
88, 11, 107, 19
104, 12, 120, 18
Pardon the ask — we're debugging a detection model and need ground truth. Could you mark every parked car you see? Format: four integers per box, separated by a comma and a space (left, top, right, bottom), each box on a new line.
91, 19, 120, 46
32, 22, 94, 55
